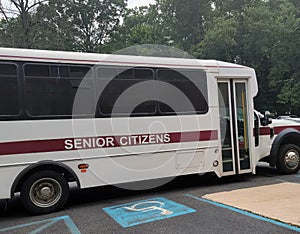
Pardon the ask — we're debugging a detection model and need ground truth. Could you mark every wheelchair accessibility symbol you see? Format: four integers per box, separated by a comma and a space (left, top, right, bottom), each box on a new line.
103, 197, 196, 228
124, 201, 173, 215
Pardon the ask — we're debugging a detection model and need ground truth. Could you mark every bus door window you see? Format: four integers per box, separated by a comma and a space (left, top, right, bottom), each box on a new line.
235, 83, 251, 170
218, 82, 234, 172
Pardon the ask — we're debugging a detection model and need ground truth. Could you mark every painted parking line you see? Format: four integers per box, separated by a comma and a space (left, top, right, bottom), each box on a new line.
0, 215, 81, 234
103, 197, 196, 228
185, 194, 300, 233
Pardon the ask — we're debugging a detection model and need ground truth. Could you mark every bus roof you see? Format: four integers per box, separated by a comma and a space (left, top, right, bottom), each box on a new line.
0, 47, 250, 71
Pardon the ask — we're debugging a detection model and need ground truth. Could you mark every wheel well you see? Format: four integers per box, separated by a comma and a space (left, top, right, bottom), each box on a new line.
280, 136, 300, 149
12, 162, 80, 197
270, 129, 300, 167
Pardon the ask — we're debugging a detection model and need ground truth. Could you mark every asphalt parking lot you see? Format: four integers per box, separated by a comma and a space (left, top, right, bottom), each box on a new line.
0, 163, 299, 234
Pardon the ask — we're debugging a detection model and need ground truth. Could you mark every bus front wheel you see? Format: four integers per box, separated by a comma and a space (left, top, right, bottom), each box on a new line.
21, 170, 69, 215
277, 144, 300, 174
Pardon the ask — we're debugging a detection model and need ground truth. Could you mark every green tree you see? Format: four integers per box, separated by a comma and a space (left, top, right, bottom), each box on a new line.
157, 0, 212, 51
194, 0, 300, 114
111, 0, 212, 54
0, 0, 127, 52
0, 0, 47, 48
192, 16, 237, 61
106, 4, 170, 53
37, 0, 126, 52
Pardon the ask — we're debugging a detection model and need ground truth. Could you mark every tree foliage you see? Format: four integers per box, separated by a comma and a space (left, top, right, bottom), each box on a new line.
194, 0, 300, 114
0, 0, 126, 51
0, 0, 47, 48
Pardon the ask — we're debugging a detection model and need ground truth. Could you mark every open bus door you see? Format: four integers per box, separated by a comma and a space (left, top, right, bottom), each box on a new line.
218, 80, 252, 176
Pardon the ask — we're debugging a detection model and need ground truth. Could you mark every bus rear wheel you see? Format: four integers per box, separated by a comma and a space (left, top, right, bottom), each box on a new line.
21, 170, 69, 215
277, 144, 300, 174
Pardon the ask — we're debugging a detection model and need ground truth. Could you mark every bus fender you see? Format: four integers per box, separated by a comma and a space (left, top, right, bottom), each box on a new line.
269, 128, 300, 167
11, 160, 81, 197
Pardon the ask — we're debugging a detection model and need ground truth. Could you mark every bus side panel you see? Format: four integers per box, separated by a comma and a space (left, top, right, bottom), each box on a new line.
0, 166, 26, 199
64, 146, 219, 189
0, 140, 219, 200
255, 134, 272, 162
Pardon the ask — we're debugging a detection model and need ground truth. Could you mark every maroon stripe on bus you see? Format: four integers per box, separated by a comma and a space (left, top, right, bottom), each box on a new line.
0, 130, 218, 156
273, 126, 300, 135
170, 130, 218, 143
259, 127, 271, 136
252, 127, 271, 136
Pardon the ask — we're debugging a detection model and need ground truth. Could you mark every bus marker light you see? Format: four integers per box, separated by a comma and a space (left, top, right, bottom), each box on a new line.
78, 164, 89, 170
213, 161, 219, 167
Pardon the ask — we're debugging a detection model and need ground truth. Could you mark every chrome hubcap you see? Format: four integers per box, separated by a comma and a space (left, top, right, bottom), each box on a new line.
284, 150, 300, 170
29, 178, 62, 208
40, 187, 52, 197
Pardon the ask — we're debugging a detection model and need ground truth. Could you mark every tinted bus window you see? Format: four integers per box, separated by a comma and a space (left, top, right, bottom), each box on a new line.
97, 67, 156, 117
24, 64, 94, 117
0, 63, 20, 116
25, 64, 52, 77
157, 69, 208, 114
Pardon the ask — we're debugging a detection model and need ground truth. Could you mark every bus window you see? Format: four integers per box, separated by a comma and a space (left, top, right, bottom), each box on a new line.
0, 63, 20, 116
97, 67, 156, 117
60, 66, 91, 79
24, 64, 94, 117
157, 69, 208, 115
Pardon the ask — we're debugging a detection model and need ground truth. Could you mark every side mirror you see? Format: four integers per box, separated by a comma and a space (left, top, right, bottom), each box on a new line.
261, 111, 272, 126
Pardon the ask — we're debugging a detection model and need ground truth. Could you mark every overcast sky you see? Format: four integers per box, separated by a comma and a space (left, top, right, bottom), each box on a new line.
127, 0, 156, 8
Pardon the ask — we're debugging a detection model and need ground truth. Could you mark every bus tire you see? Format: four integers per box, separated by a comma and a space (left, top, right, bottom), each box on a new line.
21, 170, 69, 215
276, 144, 300, 174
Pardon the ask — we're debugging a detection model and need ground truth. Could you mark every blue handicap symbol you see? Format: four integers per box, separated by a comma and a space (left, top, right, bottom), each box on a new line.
0, 215, 81, 234
103, 197, 196, 228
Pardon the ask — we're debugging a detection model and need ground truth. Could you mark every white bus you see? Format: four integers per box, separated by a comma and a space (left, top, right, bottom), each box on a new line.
0, 48, 299, 214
